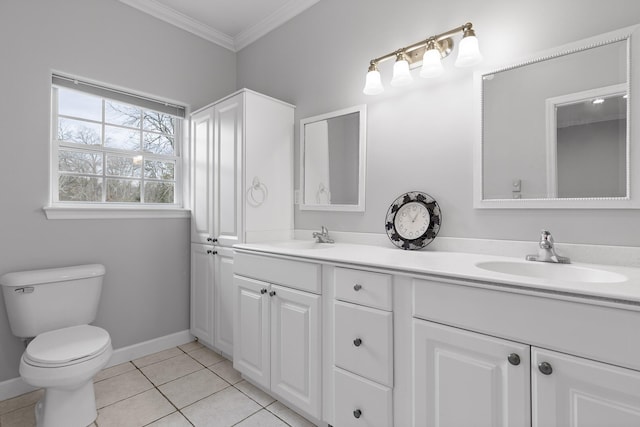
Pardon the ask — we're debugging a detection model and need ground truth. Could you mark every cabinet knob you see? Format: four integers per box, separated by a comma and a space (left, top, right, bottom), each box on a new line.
260, 288, 267, 294
207, 237, 218, 243
269, 290, 276, 297
508, 353, 521, 366
353, 284, 362, 291
353, 409, 362, 419
538, 362, 553, 375
353, 338, 362, 347
206, 250, 217, 255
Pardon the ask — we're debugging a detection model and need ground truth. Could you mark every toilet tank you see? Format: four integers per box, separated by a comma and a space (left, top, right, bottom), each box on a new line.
0, 264, 106, 338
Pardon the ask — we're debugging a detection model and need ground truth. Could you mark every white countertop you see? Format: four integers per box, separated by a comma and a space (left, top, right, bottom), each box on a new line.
234, 240, 640, 305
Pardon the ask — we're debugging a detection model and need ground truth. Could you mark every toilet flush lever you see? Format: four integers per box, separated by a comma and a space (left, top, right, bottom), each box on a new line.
15, 287, 34, 294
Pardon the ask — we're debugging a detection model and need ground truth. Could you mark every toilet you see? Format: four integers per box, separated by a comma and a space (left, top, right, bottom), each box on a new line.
0, 264, 113, 427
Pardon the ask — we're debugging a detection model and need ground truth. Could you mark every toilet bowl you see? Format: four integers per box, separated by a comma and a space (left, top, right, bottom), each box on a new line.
0, 264, 112, 427
20, 325, 113, 427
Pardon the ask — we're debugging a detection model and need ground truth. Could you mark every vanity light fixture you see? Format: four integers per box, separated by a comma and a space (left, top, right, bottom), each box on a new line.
363, 22, 482, 95
592, 98, 605, 104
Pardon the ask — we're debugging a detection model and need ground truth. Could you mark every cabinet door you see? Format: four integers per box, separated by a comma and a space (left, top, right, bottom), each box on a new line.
213, 246, 234, 356
214, 94, 243, 247
233, 275, 270, 389
243, 91, 294, 240
190, 243, 214, 347
190, 108, 215, 244
533, 347, 640, 427
414, 320, 530, 427
270, 284, 322, 419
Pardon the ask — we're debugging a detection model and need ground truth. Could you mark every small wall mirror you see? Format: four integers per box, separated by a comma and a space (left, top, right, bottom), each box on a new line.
300, 105, 366, 211
474, 24, 640, 208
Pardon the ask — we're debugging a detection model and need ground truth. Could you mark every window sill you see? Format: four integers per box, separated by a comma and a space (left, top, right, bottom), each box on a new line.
43, 205, 191, 220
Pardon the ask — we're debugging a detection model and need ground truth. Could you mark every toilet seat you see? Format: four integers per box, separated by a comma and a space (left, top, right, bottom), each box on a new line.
24, 325, 111, 368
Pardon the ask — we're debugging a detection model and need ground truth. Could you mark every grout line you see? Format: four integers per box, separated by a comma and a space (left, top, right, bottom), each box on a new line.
230, 407, 265, 426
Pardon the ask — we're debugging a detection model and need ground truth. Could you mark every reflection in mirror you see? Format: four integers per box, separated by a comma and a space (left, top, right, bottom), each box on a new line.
475, 24, 640, 208
300, 105, 366, 211
548, 87, 627, 198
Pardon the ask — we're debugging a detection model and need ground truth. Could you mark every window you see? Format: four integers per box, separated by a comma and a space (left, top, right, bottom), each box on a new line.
49, 75, 186, 214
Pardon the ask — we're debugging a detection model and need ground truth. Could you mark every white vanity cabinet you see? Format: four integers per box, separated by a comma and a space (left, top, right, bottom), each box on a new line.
233, 252, 322, 420
232, 243, 640, 427
412, 277, 640, 427
189, 90, 294, 356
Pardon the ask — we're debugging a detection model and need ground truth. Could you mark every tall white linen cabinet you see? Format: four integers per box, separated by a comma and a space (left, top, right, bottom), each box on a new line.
189, 89, 294, 355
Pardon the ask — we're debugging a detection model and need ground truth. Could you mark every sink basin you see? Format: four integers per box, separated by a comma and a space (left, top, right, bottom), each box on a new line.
475, 260, 627, 283
268, 240, 332, 250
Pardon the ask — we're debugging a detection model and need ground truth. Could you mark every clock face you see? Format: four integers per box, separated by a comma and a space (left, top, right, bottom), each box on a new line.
394, 202, 430, 240
385, 191, 442, 250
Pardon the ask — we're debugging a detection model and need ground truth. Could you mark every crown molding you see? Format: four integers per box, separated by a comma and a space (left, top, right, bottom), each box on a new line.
234, 0, 321, 51
119, 0, 320, 52
119, 0, 235, 51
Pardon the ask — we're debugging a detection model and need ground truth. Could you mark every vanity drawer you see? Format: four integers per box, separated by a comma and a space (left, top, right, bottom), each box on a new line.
334, 300, 393, 386
334, 267, 392, 311
334, 367, 392, 427
234, 252, 321, 294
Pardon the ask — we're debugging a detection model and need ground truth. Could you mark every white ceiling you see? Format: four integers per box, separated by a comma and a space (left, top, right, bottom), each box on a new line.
119, 0, 320, 52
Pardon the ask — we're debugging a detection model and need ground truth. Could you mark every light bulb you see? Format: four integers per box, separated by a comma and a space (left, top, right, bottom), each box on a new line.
391, 55, 413, 87
420, 47, 444, 78
363, 68, 384, 95
455, 34, 483, 67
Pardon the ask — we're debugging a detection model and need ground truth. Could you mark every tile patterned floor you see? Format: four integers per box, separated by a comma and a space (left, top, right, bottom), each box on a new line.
0, 342, 316, 427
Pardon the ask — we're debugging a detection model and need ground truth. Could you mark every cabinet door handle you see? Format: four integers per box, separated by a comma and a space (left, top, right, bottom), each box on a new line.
353, 409, 362, 419
206, 250, 217, 255
538, 361, 553, 375
353, 284, 362, 291
353, 338, 362, 347
207, 237, 218, 243
508, 353, 521, 366
269, 290, 276, 297
260, 288, 267, 294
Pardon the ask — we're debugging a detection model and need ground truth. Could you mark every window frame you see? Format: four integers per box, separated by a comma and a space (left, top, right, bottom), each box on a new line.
46, 76, 190, 220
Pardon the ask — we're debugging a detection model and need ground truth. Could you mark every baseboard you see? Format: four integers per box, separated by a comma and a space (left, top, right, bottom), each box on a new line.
0, 377, 38, 402
105, 329, 193, 368
0, 329, 193, 402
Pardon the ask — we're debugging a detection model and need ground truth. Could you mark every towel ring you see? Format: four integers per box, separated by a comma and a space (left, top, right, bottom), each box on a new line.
316, 183, 331, 204
247, 177, 268, 207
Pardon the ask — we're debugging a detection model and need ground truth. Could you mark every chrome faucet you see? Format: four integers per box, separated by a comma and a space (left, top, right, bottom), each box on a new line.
526, 230, 570, 264
312, 226, 334, 243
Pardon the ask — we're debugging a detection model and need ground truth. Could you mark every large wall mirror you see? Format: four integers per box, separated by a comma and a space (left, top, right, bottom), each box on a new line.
299, 105, 366, 211
474, 24, 640, 208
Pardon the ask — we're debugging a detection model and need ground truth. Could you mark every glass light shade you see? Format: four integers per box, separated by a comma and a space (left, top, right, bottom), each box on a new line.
455, 35, 483, 67
390, 59, 413, 87
420, 48, 444, 78
363, 69, 384, 95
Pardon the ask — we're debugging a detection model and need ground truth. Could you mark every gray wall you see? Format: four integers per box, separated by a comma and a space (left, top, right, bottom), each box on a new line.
237, 0, 640, 246
557, 119, 627, 197
0, 0, 236, 382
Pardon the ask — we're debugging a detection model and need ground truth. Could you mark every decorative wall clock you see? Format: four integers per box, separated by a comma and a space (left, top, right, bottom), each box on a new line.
385, 191, 441, 250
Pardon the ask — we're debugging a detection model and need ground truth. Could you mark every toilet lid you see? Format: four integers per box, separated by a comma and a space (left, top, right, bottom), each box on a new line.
25, 325, 111, 367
